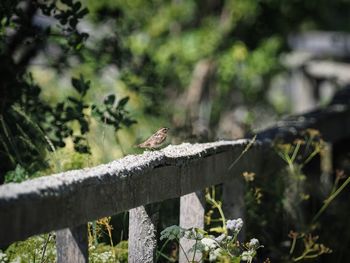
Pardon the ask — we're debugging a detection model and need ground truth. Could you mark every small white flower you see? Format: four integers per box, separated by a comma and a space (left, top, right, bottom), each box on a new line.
184, 228, 203, 240
226, 235, 233, 241
248, 238, 260, 249
209, 248, 223, 262
215, 233, 226, 243
226, 218, 243, 233
241, 250, 254, 261
201, 237, 218, 251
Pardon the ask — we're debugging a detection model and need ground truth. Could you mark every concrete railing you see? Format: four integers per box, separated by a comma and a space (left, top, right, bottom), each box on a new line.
1, 95, 350, 262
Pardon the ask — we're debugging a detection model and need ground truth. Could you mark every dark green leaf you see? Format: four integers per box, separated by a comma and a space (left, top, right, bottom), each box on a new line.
104, 94, 116, 105
117, 96, 130, 108
77, 8, 89, 18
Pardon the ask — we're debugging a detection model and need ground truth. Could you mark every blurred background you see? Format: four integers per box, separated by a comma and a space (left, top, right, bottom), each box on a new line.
2, 0, 350, 180
1, 0, 350, 262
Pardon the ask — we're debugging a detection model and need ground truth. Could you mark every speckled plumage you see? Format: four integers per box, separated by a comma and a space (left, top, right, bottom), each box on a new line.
137, 127, 169, 149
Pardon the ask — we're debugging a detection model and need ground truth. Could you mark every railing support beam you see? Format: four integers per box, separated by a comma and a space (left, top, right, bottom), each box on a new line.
179, 191, 205, 263
128, 204, 160, 263
56, 224, 88, 263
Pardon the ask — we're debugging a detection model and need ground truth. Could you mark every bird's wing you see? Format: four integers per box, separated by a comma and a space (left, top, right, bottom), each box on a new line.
138, 137, 153, 147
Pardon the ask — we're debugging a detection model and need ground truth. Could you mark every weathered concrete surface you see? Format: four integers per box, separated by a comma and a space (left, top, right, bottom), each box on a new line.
0, 100, 349, 246
128, 204, 159, 263
0, 139, 263, 246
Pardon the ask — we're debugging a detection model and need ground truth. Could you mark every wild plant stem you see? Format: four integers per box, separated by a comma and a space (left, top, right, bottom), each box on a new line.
289, 235, 297, 255
206, 195, 226, 233
291, 141, 301, 163
303, 148, 319, 166
92, 221, 98, 246
293, 249, 319, 262
330, 176, 341, 195
40, 233, 52, 263
156, 250, 176, 262
228, 135, 256, 170
191, 239, 198, 262
106, 224, 115, 257
156, 239, 170, 262
312, 175, 350, 223
178, 240, 191, 263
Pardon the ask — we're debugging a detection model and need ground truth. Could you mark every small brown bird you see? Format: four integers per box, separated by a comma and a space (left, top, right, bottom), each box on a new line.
137, 127, 169, 150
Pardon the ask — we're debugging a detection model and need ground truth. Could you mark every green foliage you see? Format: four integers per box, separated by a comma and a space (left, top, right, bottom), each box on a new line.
4, 165, 30, 183
160, 218, 262, 262
0, 1, 136, 182
2, 0, 350, 182
0, 0, 92, 180
92, 95, 137, 131
38, 0, 89, 50
89, 241, 128, 263
2, 0, 350, 261
4, 234, 55, 263
79, 0, 285, 132
160, 225, 186, 241
1, 234, 129, 263
0, 72, 136, 180
243, 130, 350, 261
80, 0, 350, 135
49, 75, 91, 153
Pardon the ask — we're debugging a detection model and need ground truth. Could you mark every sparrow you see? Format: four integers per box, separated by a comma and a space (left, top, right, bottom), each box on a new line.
137, 127, 169, 150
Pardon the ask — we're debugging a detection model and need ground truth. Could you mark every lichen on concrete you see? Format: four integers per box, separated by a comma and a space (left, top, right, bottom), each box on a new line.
0, 139, 252, 202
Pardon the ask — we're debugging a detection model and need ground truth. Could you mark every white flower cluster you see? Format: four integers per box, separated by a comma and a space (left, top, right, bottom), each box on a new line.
248, 238, 260, 249
241, 238, 262, 262
214, 233, 226, 243
175, 218, 262, 262
200, 237, 223, 262
226, 218, 243, 233
209, 247, 223, 262
241, 249, 255, 262
201, 237, 218, 251
184, 228, 203, 240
